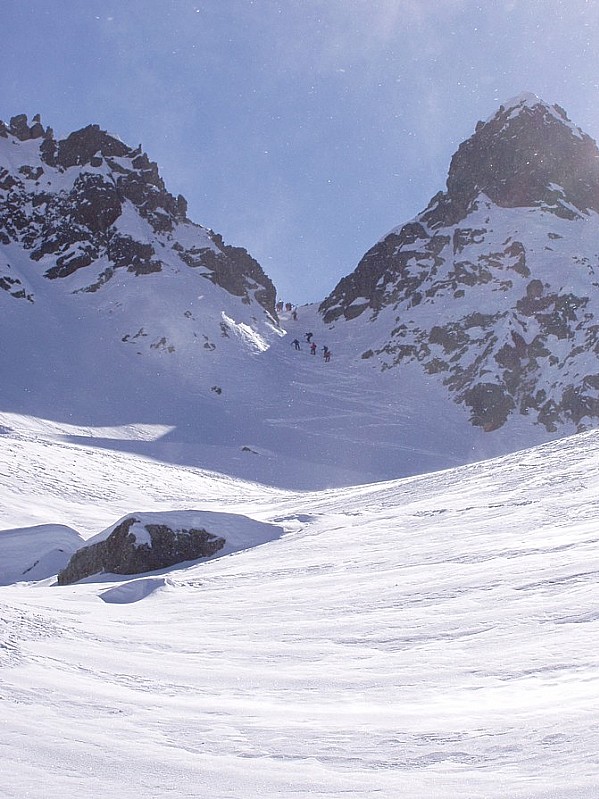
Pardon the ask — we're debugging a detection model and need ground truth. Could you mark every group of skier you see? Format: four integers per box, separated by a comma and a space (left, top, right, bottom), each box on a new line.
279, 300, 331, 362
291, 331, 331, 362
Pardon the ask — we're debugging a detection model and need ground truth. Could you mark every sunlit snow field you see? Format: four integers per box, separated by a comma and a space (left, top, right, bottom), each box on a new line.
1, 404, 598, 797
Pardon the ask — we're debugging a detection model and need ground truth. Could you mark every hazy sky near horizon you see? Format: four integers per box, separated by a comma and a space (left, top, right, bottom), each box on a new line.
2, 0, 599, 303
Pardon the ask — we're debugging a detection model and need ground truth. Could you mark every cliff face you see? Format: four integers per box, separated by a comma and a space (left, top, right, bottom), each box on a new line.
320, 95, 599, 432
425, 93, 599, 226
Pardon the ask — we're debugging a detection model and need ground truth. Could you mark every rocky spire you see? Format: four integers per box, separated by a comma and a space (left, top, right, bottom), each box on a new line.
321, 94, 599, 324
423, 93, 599, 227
0, 113, 51, 141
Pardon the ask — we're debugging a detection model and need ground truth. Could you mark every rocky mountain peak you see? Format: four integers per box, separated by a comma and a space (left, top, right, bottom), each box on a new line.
424, 93, 599, 227
0, 113, 51, 142
320, 96, 599, 436
53, 124, 130, 169
0, 116, 276, 316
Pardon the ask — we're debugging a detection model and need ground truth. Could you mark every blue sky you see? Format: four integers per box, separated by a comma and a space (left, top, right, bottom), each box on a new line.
2, 0, 599, 303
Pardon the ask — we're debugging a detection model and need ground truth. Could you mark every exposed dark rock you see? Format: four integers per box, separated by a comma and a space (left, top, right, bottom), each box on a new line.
461, 382, 515, 431
0, 271, 34, 302
45, 250, 95, 280
107, 234, 160, 275
70, 173, 122, 233
10, 114, 33, 141
320, 231, 409, 323
55, 124, 130, 169
57, 516, 226, 585
320, 95, 599, 434
195, 232, 277, 316
423, 97, 599, 228
0, 115, 276, 317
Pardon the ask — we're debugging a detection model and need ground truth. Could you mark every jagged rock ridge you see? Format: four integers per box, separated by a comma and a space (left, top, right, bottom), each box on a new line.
0, 113, 276, 315
321, 94, 599, 433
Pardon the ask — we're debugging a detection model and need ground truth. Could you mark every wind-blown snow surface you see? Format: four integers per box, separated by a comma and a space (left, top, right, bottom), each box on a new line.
1, 411, 599, 798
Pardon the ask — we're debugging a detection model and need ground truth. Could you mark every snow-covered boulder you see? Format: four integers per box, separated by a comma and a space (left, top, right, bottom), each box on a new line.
57, 510, 284, 585
57, 515, 224, 585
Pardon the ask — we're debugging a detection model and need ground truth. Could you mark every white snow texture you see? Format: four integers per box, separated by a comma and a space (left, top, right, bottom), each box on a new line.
1, 101, 599, 798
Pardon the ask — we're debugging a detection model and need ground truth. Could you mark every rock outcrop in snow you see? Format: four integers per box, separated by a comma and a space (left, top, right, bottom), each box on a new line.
320, 94, 599, 433
57, 514, 225, 585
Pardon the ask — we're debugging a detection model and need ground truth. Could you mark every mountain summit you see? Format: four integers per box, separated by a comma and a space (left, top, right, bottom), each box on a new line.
424, 92, 599, 227
0, 114, 276, 314
320, 95, 599, 434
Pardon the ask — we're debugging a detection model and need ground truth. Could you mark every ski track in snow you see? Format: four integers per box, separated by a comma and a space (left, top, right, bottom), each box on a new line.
1, 405, 599, 797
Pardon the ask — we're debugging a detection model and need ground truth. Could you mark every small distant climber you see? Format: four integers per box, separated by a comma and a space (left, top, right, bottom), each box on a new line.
291, 338, 301, 350
305, 332, 313, 343
322, 345, 331, 362
276, 301, 284, 313
310, 342, 317, 355
285, 302, 292, 312
292, 309, 298, 321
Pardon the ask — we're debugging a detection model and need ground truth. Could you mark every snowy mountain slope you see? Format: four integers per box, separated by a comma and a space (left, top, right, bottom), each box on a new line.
2, 102, 596, 488
0, 114, 280, 423
1, 114, 465, 487
0, 114, 276, 312
2, 93, 599, 799
0, 418, 598, 797
0, 288, 556, 502
0, 412, 293, 537
321, 93, 599, 436
0, 293, 568, 502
